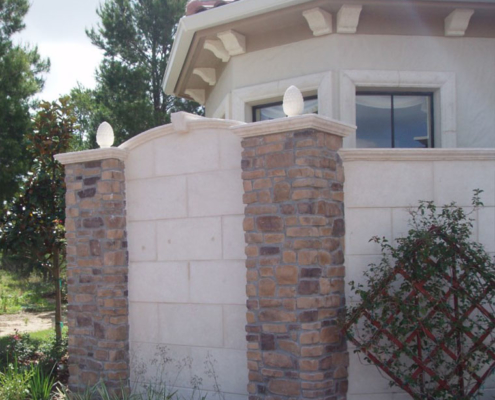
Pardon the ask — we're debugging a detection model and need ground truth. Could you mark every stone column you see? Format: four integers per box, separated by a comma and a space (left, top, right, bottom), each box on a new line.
56, 149, 129, 393
234, 115, 355, 400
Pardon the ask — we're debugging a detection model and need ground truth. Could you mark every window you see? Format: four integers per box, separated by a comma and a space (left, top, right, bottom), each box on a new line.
356, 93, 434, 148
252, 96, 318, 122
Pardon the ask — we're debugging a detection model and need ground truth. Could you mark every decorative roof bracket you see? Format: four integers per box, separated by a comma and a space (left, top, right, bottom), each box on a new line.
445, 9, 474, 36
303, 7, 333, 36
193, 68, 217, 86
337, 4, 362, 34
217, 29, 246, 56
204, 39, 231, 62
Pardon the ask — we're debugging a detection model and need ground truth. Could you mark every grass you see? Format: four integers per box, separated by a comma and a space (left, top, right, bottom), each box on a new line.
28, 328, 57, 342
0, 270, 57, 314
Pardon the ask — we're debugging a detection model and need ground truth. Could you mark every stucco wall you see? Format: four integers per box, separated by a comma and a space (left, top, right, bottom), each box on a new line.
125, 125, 249, 399
206, 34, 495, 148
343, 153, 495, 400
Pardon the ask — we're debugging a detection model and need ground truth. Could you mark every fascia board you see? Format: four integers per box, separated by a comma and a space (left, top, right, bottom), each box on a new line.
162, 0, 315, 96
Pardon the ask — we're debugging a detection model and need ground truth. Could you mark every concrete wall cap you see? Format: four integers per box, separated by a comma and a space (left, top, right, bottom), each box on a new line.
339, 148, 495, 162
120, 112, 244, 151
54, 148, 128, 165
232, 113, 356, 138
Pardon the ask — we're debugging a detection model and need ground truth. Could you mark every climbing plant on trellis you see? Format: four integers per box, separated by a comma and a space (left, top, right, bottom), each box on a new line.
343, 191, 495, 400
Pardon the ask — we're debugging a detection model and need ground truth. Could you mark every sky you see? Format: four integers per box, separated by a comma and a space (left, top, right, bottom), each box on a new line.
14, 0, 105, 101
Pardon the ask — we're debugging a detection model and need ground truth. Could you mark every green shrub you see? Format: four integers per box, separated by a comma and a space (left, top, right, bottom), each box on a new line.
344, 190, 495, 399
0, 358, 33, 400
29, 362, 57, 400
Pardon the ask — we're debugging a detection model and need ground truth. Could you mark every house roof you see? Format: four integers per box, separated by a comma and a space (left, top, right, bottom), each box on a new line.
186, 0, 240, 16
164, 0, 495, 103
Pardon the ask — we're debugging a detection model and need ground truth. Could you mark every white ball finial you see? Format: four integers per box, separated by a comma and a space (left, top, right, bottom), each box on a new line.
96, 122, 114, 148
283, 85, 304, 117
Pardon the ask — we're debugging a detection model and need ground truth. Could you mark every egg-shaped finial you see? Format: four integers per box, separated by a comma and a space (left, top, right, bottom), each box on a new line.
96, 122, 114, 148
283, 85, 304, 117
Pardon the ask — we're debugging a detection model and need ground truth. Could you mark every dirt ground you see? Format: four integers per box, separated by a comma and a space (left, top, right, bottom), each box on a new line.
0, 311, 54, 337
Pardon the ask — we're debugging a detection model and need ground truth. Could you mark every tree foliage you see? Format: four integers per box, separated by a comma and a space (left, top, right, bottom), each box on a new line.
343, 191, 495, 399
0, 0, 50, 204
0, 98, 77, 340
80, 0, 200, 146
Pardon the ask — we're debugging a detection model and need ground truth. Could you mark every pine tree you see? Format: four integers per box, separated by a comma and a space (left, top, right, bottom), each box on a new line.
83, 0, 200, 146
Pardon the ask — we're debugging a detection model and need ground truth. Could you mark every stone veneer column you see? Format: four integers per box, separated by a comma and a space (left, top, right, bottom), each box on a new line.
234, 115, 355, 400
57, 149, 129, 393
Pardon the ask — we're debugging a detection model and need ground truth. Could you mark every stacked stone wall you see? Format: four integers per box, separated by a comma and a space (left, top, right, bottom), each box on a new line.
240, 129, 348, 399
64, 158, 129, 392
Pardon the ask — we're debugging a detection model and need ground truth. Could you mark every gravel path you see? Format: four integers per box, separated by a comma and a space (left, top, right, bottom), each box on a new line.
0, 311, 54, 337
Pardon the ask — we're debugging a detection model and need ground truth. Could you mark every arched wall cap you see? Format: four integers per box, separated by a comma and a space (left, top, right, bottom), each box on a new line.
119, 112, 245, 151
232, 114, 356, 139
339, 148, 495, 162
54, 148, 128, 165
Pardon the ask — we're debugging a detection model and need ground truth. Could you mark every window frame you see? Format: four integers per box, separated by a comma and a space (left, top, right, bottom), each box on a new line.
356, 91, 435, 149
340, 70, 456, 148
252, 95, 318, 122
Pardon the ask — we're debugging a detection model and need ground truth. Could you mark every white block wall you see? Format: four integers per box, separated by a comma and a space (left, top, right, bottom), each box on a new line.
125, 126, 248, 399
125, 124, 495, 400
344, 157, 495, 400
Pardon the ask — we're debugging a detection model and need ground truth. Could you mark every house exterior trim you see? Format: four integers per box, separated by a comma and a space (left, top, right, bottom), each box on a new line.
233, 113, 354, 138
339, 148, 495, 162
340, 70, 456, 149
55, 148, 129, 165
231, 72, 333, 122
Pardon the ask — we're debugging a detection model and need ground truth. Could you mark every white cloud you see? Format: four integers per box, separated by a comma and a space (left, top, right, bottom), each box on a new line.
13, 0, 104, 100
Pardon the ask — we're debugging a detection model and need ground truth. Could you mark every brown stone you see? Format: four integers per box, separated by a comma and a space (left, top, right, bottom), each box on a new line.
275, 265, 298, 285
301, 346, 324, 357
259, 279, 276, 297
242, 169, 266, 180
246, 204, 278, 215
78, 188, 96, 199
257, 143, 284, 155
300, 359, 319, 371
300, 331, 320, 345
320, 326, 340, 344
298, 280, 319, 295
256, 216, 283, 232
287, 227, 319, 237
257, 190, 271, 203
259, 309, 296, 323
262, 324, 287, 333
260, 246, 280, 256
265, 152, 294, 169
263, 352, 293, 368
273, 182, 291, 202
264, 234, 284, 244
268, 380, 300, 396
298, 250, 318, 265
83, 217, 104, 228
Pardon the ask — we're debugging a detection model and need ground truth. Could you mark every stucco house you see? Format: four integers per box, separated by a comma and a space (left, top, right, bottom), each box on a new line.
55, 1, 495, 399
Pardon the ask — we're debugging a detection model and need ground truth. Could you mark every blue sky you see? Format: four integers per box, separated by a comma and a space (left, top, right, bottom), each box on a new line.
14, 0, 104, 101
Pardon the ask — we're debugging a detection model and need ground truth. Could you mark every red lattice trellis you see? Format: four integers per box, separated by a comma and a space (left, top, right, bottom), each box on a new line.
343, 228, 495, 400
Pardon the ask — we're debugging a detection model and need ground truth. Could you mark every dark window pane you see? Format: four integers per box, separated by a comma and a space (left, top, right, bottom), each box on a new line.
356, 95, 392, 148
393, 96, 431, 148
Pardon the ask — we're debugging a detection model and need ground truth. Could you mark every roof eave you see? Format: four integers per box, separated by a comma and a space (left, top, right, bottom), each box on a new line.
162, 0, 315, 96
